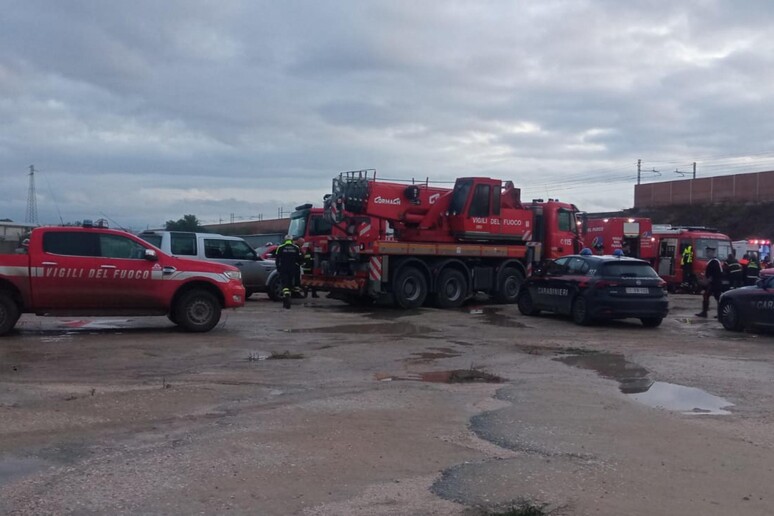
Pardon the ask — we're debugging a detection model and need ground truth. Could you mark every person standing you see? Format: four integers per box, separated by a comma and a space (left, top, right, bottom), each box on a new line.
681, 244, 694, 289
745, 256, 761, 286
696, 247, 723, 318
726, 253, 743, 289
275, 236, 303, 309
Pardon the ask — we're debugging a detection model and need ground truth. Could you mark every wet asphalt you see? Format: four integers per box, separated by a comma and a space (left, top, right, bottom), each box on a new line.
1, 294, 773, 515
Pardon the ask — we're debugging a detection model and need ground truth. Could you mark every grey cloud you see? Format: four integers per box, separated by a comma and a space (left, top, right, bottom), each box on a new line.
3, 1, 774, 228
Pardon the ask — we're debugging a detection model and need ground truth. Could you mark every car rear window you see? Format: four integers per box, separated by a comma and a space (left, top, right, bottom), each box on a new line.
170, 233, 196, 256
139, 233, 162, 248
598, 262, 659, 278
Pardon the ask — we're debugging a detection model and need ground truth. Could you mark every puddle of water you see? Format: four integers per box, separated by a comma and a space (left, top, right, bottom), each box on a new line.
429, 346, 459, 353
375, 369, 504, 384
467, 306, 527, 328
0, 456, 52, 487
309, 304, 422, 320
556, 353, 652, 394
408, 348, 462, 361
555, 352, 733, 414
290, 322, 432, 335
630, 382, 733, 415
421, 369, 504, 383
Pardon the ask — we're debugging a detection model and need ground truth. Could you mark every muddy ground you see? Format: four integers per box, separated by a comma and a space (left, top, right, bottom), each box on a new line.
1, 294, 773, 515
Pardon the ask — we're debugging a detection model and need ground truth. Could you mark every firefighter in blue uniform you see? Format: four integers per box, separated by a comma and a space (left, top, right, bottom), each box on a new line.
275, 236, 303, 309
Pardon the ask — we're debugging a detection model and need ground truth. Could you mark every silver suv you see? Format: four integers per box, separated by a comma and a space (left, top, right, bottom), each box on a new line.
138, 231, 281, 300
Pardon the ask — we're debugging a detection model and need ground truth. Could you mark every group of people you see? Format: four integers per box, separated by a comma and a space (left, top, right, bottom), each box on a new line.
274, 235, 316, 309
685, 246, 770, 318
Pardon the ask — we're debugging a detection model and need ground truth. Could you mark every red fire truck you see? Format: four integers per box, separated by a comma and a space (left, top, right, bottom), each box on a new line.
302, 170, 583, 308
651, 225, 733, 292
583, 217, 656, 260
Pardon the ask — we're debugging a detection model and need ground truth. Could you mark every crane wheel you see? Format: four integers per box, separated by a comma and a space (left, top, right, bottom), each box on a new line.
433, 269, 467, 309
393, 266, 428, 309
494, 267, 522, 304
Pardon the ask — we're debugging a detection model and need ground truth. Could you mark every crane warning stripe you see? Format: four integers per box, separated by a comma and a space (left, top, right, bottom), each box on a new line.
369, 256, 382, 281
303, 277, 365, 290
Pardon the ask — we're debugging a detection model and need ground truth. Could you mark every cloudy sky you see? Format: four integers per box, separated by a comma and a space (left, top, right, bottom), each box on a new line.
3, 0, 774, 230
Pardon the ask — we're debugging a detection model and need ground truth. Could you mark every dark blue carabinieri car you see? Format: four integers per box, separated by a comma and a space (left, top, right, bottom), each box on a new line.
517, 255, 669, 327
718, 268, 774, 331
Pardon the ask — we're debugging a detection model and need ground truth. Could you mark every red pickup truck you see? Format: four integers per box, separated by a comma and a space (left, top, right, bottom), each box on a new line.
0, 225, 246, 335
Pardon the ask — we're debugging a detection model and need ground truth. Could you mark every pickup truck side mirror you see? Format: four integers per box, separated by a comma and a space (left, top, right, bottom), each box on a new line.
144, 249, 159, 262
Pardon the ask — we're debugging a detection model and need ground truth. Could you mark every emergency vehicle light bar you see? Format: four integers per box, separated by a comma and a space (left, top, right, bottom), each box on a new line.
82, 219, 109, 229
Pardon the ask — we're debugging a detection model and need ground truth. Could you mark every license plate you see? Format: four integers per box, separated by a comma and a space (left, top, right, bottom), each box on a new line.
625, 287, 649, 294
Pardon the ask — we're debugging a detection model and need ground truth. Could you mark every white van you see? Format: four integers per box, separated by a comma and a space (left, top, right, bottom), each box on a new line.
138, 231, 281, 300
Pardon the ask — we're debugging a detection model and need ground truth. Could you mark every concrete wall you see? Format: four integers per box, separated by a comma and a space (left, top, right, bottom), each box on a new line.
635, 170, 774, 208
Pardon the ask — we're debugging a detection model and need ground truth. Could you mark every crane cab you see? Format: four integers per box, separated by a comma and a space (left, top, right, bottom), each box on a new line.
447, 178, 533, 243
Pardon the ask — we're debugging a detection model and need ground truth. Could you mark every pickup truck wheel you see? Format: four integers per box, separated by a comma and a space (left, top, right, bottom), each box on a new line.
393, 266, 428, 309
0, 292, 20, 336
175, 290, 221, 332
433, 269, 467, 309
268, 276, 282, 301
494, 267, 523, 304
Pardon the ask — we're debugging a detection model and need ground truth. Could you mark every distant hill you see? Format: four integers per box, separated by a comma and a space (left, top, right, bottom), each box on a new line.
588, 202, 774, 240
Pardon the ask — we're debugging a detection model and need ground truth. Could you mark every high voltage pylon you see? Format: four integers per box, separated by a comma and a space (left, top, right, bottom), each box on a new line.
25, 165, 39, 225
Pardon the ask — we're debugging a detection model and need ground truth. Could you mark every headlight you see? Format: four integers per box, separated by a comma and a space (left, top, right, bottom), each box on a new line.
224, 270, 242, 281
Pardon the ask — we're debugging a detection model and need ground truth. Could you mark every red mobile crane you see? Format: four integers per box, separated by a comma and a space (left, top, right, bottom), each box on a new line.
303, 170, 583, 308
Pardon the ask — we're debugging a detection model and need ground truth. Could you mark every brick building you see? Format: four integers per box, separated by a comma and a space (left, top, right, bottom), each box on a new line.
634, 170, 774, 208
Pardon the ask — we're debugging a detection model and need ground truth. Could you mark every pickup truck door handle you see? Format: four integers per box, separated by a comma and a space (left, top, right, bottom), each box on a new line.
162, 266, 177, 275
100, 265, 117, 269
42, 261, 58, 266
